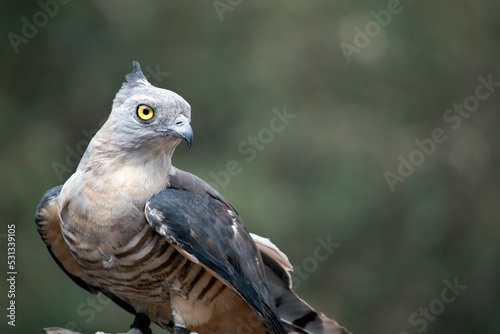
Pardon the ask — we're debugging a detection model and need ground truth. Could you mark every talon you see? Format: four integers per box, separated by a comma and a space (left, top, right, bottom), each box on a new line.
130, 313, 152, 334
172, 325, 197, 334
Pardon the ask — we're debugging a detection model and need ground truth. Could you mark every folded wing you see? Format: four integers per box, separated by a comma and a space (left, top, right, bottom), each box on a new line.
145, 182, 286, 334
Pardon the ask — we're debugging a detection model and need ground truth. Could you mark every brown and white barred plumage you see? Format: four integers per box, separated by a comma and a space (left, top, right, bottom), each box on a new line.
35, 62, 350, 334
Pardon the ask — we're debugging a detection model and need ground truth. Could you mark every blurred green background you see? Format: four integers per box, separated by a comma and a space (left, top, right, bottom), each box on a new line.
1, 1, 500, 334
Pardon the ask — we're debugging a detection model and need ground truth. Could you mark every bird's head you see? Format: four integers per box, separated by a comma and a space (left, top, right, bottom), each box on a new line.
104, 61, 193, 157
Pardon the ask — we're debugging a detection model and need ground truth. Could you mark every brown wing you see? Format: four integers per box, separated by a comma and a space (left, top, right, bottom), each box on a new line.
143, 168, 287, 334
167, 168, 351, 333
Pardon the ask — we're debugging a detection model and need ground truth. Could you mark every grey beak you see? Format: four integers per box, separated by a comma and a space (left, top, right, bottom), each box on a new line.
156, 115, 193, 148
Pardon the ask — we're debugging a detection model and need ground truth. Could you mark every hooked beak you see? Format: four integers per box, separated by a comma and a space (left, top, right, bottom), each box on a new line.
156, 115, 193, 148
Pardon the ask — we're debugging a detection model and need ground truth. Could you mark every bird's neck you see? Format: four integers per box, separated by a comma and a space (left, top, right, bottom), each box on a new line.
78, 126, 176, 182
68, 128, 177, 223
58, 138, 175, 245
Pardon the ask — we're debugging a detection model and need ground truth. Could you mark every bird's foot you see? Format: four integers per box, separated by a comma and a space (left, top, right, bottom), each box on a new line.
172, 326, 197, 334
127, 329, 144, 334
129, 313, 152, 334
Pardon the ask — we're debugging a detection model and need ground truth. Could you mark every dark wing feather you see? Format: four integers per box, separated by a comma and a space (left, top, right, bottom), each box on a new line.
145, 170, 286, 334
35, 185, 136, 316
261, 252, 350, 334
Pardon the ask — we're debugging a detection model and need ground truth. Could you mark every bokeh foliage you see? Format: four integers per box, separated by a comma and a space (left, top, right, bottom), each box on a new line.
1, 1, 500, 333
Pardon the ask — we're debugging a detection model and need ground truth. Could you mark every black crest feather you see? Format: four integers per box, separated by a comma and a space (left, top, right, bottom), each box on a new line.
125, 61, 150, 85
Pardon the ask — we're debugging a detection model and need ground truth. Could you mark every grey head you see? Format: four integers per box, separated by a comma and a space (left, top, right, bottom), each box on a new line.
81, 61, 193, 170
110, 61, 192, 149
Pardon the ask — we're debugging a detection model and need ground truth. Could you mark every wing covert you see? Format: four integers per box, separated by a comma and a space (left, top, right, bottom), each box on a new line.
145, 187, 286, 334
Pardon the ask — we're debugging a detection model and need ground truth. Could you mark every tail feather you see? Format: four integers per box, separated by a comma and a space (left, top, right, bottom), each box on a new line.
251, 234, 350, 334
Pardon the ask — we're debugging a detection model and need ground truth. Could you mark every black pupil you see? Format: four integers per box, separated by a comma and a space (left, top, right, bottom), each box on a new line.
143, 108, 150, 115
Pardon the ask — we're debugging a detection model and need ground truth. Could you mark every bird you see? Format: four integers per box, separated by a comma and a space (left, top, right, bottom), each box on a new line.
35, 61, 350, 334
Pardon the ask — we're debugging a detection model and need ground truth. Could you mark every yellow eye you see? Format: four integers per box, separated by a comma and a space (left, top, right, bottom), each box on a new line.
137, 104, 154, 120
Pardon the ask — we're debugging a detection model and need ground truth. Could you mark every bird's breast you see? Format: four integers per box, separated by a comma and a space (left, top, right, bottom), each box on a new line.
57, 171, 229, 307
64, 220, 228, 306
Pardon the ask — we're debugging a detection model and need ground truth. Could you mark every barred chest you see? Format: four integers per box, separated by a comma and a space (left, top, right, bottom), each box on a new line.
60, 203, 227, 305
57, 170, 228, 306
